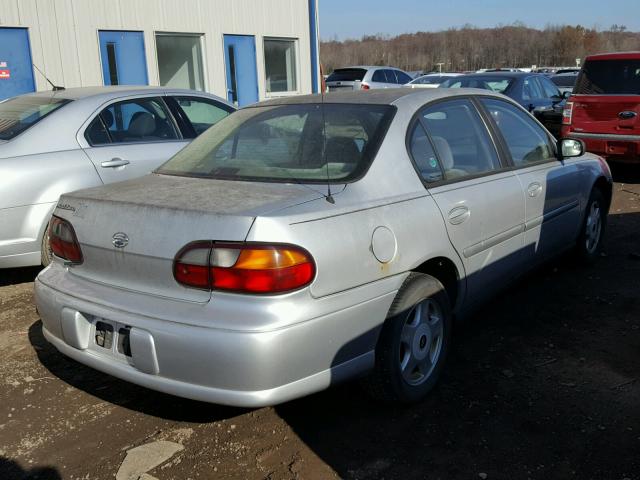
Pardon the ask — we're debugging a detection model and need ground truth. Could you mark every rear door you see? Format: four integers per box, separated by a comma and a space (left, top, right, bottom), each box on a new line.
479, 97, 582, 260
569, 58, 640, 136
81, 96, 188, 184
409, 98, 526, 304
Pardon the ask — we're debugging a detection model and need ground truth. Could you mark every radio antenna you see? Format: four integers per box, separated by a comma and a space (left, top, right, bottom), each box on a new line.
320, 70, 334, 204
32, 63, 65, 91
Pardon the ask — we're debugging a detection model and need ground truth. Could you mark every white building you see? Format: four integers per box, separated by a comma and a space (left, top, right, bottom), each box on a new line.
0, 0, 321, 105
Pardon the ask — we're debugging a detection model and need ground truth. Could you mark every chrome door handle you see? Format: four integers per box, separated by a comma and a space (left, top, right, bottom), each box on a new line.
527, 182, 543, 197
101, 158, 130, 168
448, 205, 470, 225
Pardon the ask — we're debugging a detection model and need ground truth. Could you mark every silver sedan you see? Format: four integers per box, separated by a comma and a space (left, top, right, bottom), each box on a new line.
0, 86, 234, 268
35, 88, 612, 407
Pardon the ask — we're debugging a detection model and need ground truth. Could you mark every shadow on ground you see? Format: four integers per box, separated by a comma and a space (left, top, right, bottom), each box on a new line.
0, 266, 41, 288
0, 457, 61, 480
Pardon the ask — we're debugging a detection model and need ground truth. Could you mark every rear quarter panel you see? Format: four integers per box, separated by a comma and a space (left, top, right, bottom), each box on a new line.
247, 192, 465, 301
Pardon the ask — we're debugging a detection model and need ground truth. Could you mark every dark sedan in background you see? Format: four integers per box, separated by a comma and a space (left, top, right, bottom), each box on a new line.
439, 72, 568, 137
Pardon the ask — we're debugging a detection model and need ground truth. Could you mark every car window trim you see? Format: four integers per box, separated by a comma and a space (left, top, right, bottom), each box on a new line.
405, 95, 513, 189
474, 95, 559, 170
82, 95, 184, 148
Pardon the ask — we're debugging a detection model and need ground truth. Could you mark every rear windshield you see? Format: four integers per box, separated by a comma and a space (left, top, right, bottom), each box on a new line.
574, 59, 640, 94
326, 68, 367, 82
551, 75, 578, 87
156, 103, 396, 183
0, 96, 70, 140
439, 76, 513, 93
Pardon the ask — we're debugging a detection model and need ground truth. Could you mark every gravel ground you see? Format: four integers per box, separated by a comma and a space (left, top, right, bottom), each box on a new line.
1, 167, 639, 480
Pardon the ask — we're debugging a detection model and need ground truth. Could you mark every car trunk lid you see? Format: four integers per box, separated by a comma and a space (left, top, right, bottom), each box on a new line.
56, 174, 324, 303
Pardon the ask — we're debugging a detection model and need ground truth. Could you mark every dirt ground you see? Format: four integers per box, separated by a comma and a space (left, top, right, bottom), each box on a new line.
1, 166, 639, 480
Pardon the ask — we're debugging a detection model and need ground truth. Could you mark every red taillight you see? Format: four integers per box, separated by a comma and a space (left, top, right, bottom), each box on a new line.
49, 215, 83, 264
360, 83, 370, 90
173, 242, 315, 294
562, 101, 574, 125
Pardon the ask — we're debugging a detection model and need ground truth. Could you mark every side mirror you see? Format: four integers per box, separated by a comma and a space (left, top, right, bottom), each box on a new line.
562, 90, 572, 99
558, 138, 585, 160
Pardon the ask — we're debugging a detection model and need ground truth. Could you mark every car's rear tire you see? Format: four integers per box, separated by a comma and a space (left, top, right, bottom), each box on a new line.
41, 222, 53, 267
362, 272, 452, 404
574, 188, 607, 264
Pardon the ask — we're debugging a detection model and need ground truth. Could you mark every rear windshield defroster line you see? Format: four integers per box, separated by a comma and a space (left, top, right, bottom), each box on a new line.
156, 103, 397, 184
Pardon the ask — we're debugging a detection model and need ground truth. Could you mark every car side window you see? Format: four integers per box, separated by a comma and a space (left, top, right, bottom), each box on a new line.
523, 77, 544, 101
372, 70, 386, 83
384, 70, 397, 83
395, 71, 413, 84
173, 96, 232, 137
414, 99, 501, 181
540, 77, 561, 98
481, 98, 555, 166
409, 122, 444, 182
87, 97, 179, 146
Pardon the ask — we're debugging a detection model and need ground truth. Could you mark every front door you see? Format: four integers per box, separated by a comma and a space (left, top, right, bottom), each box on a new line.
223, 35, 259, 107
99, 31, 148, 86
0, 28, 36, 100
479, 97, 582, 260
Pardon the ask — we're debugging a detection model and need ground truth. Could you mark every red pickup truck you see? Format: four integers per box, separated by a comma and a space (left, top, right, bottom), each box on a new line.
562, 52, 640, 163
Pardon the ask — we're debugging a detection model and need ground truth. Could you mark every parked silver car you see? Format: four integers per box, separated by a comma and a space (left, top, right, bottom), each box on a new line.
35, 89, 612, 407
326, 66, 413, 91
0, 86, 234, 269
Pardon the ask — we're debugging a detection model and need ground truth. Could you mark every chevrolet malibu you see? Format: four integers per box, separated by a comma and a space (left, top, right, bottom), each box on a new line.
35, 89, 612, 407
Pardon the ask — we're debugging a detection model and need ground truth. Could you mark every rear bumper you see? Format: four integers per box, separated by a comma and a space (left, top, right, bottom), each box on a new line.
564, 131, 640, 163
34, 264, 401, 407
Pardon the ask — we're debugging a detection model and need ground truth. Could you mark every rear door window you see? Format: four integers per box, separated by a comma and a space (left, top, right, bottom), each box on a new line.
86, 97, 179, 145
481, 98, 555, 166
412, 99, 502, 182
574, 59, 640, 94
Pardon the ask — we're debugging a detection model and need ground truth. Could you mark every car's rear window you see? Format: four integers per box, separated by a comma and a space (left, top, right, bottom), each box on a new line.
156, 103, 396, 183
574, 59, 640, 95
0, 96, 71, 140
439, 77, 513, 93
551, 75, 578, 87
326, 68, 367, 82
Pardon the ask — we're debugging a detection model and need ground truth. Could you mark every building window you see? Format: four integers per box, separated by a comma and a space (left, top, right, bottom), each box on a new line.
264, 38, 297, 94
156, 33, 205, 91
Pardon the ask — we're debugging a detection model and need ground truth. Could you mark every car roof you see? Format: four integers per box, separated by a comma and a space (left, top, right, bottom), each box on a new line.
23, 85, 227, 102
585, 51, 640, 61
248, 88, 503, 107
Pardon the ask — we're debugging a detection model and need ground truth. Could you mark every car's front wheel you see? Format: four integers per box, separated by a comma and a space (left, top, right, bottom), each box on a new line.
363, 272, 452, 403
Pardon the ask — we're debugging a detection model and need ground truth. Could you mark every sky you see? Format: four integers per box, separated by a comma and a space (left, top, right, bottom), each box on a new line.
318, 0, 640, 40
